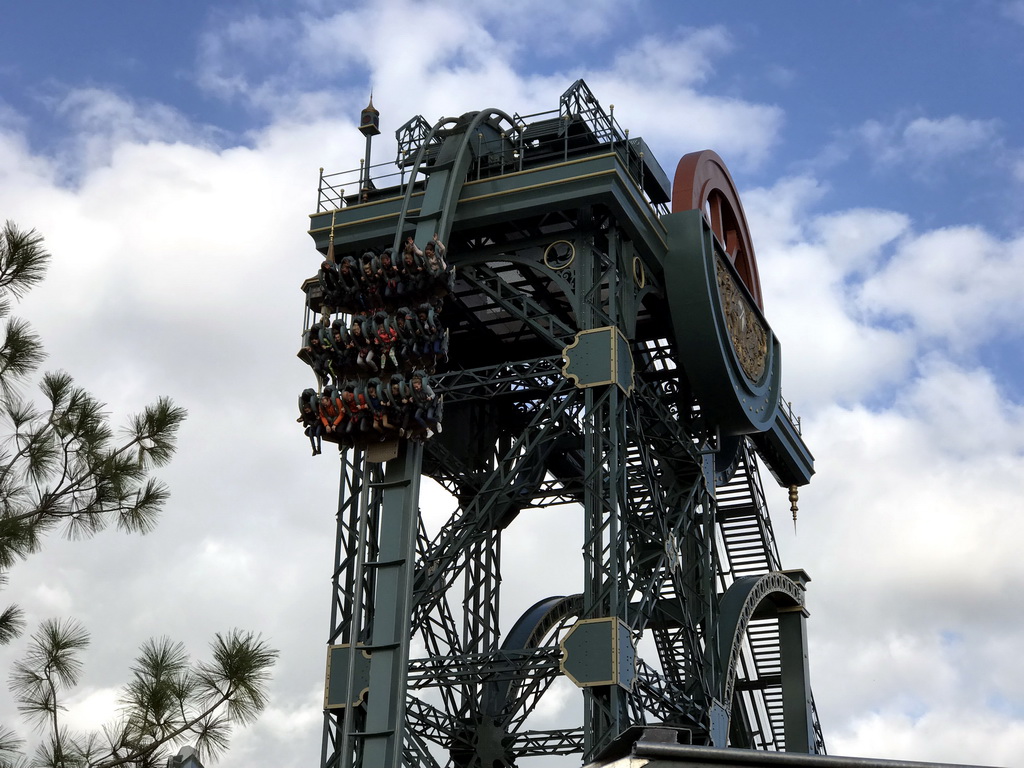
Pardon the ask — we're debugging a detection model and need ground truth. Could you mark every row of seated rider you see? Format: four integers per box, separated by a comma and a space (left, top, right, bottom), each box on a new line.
297, 372, 442, 454
319, 235, 452, 313
299, 304, 448, 385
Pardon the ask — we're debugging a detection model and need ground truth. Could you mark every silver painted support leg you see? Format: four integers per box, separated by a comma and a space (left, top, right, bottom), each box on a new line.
360, 441, 424, 767
779, 602, 814, 753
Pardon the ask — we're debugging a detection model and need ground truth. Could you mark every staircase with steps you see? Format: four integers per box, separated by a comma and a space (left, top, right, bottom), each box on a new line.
715, 443, 787, 749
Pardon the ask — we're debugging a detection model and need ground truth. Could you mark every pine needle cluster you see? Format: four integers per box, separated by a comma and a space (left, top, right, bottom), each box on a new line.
0, 222, 277, 768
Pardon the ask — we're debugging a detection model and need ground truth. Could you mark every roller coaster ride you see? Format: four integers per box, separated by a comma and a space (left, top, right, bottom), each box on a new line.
299, 80, 823, 768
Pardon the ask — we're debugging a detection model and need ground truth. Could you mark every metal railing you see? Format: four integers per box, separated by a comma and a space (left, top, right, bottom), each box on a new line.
314, 80, 670, 215
316, 159, 408, 212
778, 396, 802, 435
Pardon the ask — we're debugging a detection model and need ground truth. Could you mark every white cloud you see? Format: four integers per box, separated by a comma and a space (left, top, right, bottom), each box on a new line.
741, 167, 1024, 761
774, 353, 1024, 761
56, 89, 199, 144
745, 179, 915, 410
196, 10, 305, 103
898, 355, 1024, 457
608, 27, 732, 89
197, 0, 644, 105
0, 97, 29, 132
857, 113, 1002, 171
902, 115, 999, 157
43, 88, 226, 182
810, 109, 1017, 192
259, 684, 327, 739
1001, 0, 1024, 25
28, 581, 75, 615
746, 173, 1024, 419
65, 687, 120, 732
192, 3, 781, 171
477, 0, 638, 53
859, 226, 1024, 349
833, 710, 1024, 767
813, 208, 910, 275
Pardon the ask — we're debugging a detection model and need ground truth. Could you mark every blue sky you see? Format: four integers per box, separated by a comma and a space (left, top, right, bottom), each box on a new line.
2, 2, 1024, 767
6, 2, 1022, 232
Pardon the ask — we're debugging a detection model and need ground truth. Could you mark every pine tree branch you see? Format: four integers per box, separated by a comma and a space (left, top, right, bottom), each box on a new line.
0, 223, 208, 767
1, 406, 183, 528
88, 691, 232, 768
47, 673, 64, 768
0, 222, 50, 299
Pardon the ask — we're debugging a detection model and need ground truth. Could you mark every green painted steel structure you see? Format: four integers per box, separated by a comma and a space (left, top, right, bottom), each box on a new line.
301, 81, 823, 768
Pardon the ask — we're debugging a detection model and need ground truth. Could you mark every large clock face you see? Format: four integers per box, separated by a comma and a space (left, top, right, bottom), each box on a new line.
666, 153, 783, 438
715, 254, 767, 383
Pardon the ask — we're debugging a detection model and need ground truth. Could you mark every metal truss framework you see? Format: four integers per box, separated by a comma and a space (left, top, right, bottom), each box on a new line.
310, 81, 822, 768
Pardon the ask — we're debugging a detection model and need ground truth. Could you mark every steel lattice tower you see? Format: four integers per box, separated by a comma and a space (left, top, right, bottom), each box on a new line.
300, 81, 823, 768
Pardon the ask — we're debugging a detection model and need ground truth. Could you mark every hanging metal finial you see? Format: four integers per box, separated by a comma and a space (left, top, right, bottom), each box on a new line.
789, 485, 799, 532
326, 210, 336, 262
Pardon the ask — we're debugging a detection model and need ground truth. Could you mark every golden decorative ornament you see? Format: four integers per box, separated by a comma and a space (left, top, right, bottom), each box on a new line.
715, 255, 767, 381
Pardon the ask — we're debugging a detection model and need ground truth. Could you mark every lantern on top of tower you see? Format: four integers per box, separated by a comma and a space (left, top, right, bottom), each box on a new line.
359, 95, 381, 137
358, 94, 380, 199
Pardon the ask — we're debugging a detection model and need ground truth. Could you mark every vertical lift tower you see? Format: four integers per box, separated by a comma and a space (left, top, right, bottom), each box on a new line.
301, 81, 822, 768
